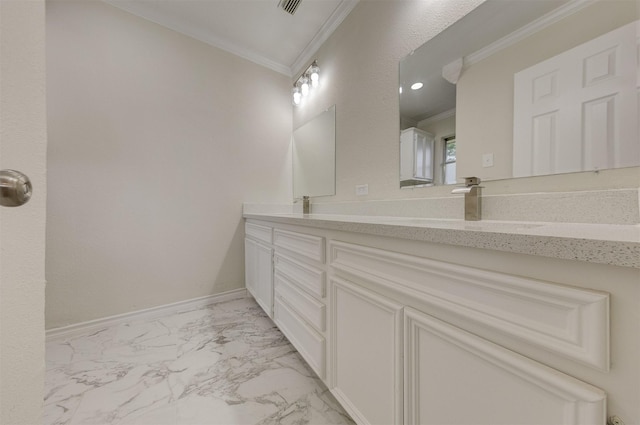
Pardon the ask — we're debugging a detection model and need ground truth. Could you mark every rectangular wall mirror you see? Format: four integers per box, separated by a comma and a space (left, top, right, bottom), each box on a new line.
293, 105, 336, 198
399, 0, 639, 188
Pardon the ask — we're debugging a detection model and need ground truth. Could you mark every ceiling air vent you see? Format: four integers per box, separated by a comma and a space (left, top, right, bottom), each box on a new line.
278, 0, 302, 15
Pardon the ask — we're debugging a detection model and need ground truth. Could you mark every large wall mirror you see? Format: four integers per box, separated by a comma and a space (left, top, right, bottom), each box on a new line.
399, 0, 639, 188
293, 105, 336, 198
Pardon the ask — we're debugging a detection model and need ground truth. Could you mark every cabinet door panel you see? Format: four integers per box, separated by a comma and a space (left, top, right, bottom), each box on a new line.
404, 307, 606, 425
245, 237, 273, 318
330, 277, 403, 425
244, 237, 257, 299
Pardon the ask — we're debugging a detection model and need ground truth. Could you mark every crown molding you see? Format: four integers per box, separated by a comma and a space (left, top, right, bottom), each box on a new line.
102, 0, 292, 76
465, 0, 598, 67
420, 108, 456, 126
102, 0, 359, 78
290, 0, 360, 76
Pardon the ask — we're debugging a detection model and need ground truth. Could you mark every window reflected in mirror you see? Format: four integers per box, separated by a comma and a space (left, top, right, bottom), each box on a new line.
443, 136, 457, 185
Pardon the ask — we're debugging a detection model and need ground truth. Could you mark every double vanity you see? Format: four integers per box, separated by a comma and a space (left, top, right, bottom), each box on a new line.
279, 1, 639, 422
244, 208, 639, 425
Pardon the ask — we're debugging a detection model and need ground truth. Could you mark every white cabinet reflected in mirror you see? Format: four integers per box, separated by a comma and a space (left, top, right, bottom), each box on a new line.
399, 0, 639, 188
293, 105, 336, 198
400, 128, 435, 187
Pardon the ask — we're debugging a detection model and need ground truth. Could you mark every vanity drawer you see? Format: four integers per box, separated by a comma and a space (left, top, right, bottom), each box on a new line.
275, 271, 326, 332
274, 295, 325, 379
274, 253, 325, 299
274, 229, 325, 264
245, 222, 272, 244
329, 240, 610, 371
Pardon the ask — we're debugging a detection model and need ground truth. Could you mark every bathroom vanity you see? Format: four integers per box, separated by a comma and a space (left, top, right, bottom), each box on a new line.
244, 212, 639, 425
266, 0, 640, 422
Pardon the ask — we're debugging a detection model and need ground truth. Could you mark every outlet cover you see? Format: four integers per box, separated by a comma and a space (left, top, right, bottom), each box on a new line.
482, 153, 494, 168
355, 184, 369, 196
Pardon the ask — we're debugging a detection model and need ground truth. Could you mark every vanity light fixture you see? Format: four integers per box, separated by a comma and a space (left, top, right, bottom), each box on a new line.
292, 60, 320, 106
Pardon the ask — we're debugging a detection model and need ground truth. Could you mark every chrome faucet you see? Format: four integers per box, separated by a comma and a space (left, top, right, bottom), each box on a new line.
302, 196, 310, 214
451, 177, 481, 221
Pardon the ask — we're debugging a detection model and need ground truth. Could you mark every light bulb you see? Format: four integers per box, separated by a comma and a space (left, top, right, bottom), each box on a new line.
292, 86, 301, 105
309, 62, 320, 88
300, 76, 310, 96
310, 72, 319, 87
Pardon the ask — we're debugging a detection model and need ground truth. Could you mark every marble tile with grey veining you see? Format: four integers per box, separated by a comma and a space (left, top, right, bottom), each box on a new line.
45, 297, 354, 425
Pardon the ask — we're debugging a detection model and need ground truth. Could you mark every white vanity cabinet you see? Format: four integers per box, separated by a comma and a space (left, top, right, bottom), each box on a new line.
244, 223, 274, 317
244, 216, 638, 425
329, 240, 607, 425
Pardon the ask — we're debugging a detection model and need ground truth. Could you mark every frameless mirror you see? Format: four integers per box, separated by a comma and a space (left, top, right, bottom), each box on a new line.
293, 105, 336, 198
399, 0, 639, 188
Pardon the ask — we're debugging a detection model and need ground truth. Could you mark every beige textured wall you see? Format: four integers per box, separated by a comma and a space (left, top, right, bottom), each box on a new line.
294, 0, 639, 201
45, 0, 640, 328
0, 0, 47, 423
45, 0, 292, 328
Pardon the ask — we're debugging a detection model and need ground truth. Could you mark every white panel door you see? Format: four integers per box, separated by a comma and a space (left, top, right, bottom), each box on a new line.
0, 1, 47, 423
404, 308, 606, 425
244, 238, 273, 317
329, 277, 403, 425
514, 20, 639, 177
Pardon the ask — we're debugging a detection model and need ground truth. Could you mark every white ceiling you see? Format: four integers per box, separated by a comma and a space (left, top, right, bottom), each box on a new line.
104, 0, 359, 77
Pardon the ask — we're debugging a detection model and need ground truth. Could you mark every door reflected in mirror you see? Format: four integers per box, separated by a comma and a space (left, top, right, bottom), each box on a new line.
399, 0, 639, 188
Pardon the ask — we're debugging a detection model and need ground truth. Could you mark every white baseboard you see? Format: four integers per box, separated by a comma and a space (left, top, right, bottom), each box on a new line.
46, 288, 248, 342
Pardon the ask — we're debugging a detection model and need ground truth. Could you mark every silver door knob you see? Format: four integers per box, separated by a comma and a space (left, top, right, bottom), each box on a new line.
0, 170, 32, 207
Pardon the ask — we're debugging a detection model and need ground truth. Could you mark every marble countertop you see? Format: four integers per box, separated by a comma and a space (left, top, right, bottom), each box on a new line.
243, 213, 640, 269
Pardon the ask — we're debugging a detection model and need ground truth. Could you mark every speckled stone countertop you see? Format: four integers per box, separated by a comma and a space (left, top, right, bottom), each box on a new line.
243, 213, 640, 269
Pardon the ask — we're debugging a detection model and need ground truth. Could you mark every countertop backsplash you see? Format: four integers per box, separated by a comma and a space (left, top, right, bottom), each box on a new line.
244, 188, 639, 225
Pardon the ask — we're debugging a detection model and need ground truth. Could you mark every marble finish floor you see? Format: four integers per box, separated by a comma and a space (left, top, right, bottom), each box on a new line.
45, 296, 354, 425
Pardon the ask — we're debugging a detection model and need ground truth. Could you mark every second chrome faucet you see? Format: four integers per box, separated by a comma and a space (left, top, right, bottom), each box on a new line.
302, 196, 310, 214
451, 177, 481, 221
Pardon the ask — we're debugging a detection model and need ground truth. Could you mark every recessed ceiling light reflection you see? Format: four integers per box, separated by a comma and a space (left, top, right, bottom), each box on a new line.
411, 82, 423, 90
